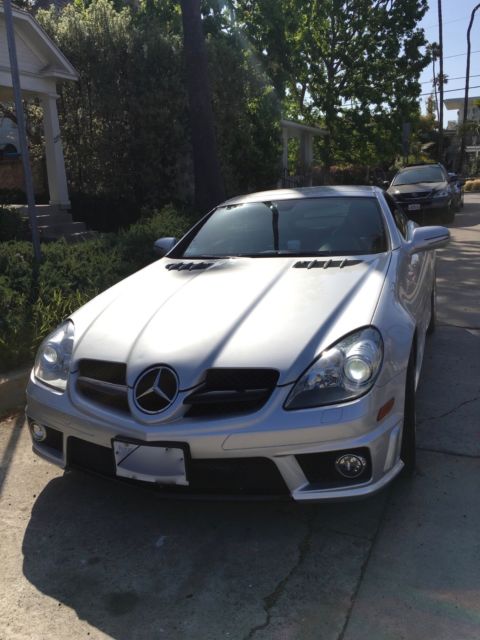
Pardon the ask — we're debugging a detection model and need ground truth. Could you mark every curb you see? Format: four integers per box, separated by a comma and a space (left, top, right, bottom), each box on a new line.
0, 367, 30, 415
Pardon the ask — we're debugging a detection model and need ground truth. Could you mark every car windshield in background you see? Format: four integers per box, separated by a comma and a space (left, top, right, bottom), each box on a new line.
392, 166, 445, 185
180, 197, 387, 258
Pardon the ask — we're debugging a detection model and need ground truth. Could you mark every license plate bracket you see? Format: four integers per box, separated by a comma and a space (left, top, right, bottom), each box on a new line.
112, 438, 189, 485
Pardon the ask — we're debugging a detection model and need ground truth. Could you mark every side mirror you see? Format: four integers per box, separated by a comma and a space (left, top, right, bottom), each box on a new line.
382, 180, 390, 189
406, 226, 450, 255
153, 237, 177, 257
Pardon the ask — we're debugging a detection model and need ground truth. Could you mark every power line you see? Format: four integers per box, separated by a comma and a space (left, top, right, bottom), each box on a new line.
422, 16, 470, 30
421, 73, 480, 84
421, 84, 480, 97
443, 49, 480, 59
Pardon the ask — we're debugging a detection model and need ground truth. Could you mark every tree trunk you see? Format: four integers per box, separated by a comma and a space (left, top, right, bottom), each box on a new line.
180, 0, 225, 213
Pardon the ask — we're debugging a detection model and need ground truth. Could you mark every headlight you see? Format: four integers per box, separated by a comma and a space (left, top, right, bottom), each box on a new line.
433, 190, 449, 198
34, 320, 75, 391
285, 327, 383, 409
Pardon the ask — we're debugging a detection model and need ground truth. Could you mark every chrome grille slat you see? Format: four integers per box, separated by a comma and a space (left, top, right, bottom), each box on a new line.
184, 368, 279, 417
77, 376, 128, 397
76, 359, 129, 414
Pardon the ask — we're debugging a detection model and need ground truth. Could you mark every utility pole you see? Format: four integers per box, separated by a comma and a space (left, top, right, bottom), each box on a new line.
3, 0, 41, 262
459, 3, 480, 174
437, 0, 444, 162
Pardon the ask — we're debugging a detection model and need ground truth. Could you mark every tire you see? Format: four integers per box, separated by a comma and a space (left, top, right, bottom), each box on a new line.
427, 282, 436, 335
400, 347, 416, 474
442, 206, 455, 224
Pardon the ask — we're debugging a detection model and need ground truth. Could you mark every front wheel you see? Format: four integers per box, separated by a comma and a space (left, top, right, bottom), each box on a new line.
442, 206, 455, 224
400, 348, 416, 474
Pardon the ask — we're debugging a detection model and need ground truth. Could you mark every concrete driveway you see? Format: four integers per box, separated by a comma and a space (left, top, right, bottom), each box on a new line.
1, 197, 479, 640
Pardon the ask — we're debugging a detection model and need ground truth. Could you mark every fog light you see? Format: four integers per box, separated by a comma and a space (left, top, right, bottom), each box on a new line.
31, 423, 47, 442
335, 453, 367, 479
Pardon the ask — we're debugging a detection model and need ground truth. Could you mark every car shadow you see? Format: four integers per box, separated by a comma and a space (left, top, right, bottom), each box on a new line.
22, 470, 386, 639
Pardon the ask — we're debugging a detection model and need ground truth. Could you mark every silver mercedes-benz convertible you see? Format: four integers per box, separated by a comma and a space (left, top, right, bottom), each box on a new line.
26, 186, 449, 501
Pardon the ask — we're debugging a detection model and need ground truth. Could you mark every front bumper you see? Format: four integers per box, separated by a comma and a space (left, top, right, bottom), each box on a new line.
26, 370, 406, 502
393, 195, 451, 217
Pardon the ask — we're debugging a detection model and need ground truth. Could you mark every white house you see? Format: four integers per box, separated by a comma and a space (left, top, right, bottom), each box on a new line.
444, 96, 480, 126
0, 3, 78, 208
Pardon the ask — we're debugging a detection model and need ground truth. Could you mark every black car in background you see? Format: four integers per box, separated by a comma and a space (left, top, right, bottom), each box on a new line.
386, 163, 455, 224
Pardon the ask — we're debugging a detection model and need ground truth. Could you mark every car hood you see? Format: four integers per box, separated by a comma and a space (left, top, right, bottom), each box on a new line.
388, 181, 446, 194
71, 255, 391, 387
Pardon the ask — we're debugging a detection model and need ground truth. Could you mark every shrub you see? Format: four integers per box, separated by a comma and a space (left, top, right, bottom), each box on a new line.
113, 204, 192, 275
0, 207, 29, 241
0, 205, 192, 372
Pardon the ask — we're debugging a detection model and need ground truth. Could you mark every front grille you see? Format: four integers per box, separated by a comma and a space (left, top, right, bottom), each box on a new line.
68, 437, 116, 476
184, 368, 279, 417
76, 362, 279, 419
76, 359, 129, 413
395, 191, 432, 202
67, 437, 288, 496
186, 458, 288, 495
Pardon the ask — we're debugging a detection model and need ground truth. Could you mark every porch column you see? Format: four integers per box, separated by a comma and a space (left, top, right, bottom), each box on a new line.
300, 131, 313, 185
41, 93, 70, 208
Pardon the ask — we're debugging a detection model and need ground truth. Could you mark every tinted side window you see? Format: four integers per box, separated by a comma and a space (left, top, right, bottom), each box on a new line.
384, 194, 408, 239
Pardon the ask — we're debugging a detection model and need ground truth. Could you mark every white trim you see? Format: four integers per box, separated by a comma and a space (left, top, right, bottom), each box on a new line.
0, 3, 78, 81
281, 119, 326, 136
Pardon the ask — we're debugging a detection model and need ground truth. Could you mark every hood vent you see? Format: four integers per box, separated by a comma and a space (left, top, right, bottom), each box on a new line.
166, 262, 214, 271
293, 259, 363, 270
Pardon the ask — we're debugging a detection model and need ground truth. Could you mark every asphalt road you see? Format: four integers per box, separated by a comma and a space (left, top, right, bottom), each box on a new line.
0, 196, 479, 640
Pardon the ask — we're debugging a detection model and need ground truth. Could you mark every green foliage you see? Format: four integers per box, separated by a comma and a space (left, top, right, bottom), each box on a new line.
0, 189, 28, 205
37, 1, 189, 210
234, 0, 430, 169
36, 0, 280, 222
0, 207, 29, 241
0, 205, 191, 372
207, 31, 282, 194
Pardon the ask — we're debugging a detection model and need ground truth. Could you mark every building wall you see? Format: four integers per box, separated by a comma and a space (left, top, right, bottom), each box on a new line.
0, 157, 46, 196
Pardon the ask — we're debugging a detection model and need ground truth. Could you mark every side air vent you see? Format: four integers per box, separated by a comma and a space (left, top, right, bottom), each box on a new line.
293, 259, 363, 269
165, 262, 214, 271
184, 368, 279, 418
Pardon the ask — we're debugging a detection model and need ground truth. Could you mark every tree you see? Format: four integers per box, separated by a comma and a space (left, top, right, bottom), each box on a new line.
234, 0, 430, 172
179, 0, 225, 213
35, 0, 278, 228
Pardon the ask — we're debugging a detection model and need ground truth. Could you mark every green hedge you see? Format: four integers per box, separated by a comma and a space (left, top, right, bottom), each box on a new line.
0, 205, 191, 373
0, 207, 29, 242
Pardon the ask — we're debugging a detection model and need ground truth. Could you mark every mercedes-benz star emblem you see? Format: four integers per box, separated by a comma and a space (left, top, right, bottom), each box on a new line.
133, 366, 179, 414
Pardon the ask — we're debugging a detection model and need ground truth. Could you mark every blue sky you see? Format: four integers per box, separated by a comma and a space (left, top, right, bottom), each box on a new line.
419, 1, 480, 122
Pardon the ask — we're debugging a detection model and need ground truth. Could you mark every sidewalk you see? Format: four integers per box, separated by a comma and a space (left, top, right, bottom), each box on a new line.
342, 194, 480, 640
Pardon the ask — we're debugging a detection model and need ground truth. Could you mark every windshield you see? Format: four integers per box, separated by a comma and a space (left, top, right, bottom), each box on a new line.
176, 197, 388, 258
392, 166, 445, 185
